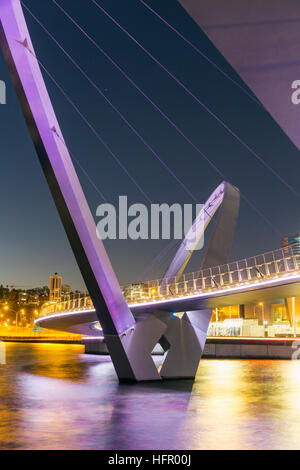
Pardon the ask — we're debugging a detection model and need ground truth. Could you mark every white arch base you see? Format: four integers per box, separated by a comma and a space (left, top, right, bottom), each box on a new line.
105, 316, 167, 382
104, 309, 212, 382
158, 310, 213, 379
111, 309, 211, 381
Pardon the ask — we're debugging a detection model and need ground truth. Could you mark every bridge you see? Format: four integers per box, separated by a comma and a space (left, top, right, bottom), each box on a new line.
1, 0, 300, 382
36, 242, 300, 337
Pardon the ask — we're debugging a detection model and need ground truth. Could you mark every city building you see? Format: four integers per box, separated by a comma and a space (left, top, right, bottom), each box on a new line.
282, 233, 300, 247
282, 233, 300, 254
62, 284, 71, 300
27, 294, 39, 305
49, 273, 62, 303
18, 291, 27, 304
282, 234, 300, 267
123, 283, 148, 302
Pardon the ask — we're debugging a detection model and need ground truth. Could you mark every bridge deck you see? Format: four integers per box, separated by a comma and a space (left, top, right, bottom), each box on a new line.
36, 243, 300, 336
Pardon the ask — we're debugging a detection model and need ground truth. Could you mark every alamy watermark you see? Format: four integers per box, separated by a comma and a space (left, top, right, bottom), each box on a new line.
0, 341, 6, 365
0, 80, 6, 105
96, 196, 205, 250
291, 80, 300, 105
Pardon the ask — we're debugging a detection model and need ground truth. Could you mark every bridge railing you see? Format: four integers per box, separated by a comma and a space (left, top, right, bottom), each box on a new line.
123, 242, 300, 304
40, 242, 300, 317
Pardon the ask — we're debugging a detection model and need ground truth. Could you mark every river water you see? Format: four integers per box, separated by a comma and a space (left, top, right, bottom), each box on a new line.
0, 342, 300, 450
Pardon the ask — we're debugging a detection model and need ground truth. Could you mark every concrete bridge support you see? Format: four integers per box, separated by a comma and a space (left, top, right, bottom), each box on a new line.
158, 309, 213, 379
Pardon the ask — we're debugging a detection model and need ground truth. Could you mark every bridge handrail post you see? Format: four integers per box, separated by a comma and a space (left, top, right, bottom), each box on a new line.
292, 254, 300, 271
208, 268, 212, 288
202, 273, 205, 290
228, 264, 233, 284
245, 258, 251, 280
263, 255, 270, 276
237, 261, 242, 282
282, 249, 290, 272
218, 266, 224, 286
254, 257, 261, 278
183, 274, 187, 293
272, 252, 279, 274
157, 283, 161, 297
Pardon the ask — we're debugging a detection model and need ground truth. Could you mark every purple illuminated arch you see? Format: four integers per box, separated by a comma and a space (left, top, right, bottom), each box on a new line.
0, 0, 167, 383
0, 0, 134, 336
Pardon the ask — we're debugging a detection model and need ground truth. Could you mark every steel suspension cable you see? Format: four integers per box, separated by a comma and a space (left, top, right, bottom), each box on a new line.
49, 76, 152, 203
136, 239, 181, 281
89, 0, 300, 200
22, 41, 216, 281
24, 0, 240, 263
21, 0, 285, 290
46, 0, 283, 239
22, 1, 197, 205
21, 2, 233, 281
22, 2, 283, 284
138, 0, 261, 107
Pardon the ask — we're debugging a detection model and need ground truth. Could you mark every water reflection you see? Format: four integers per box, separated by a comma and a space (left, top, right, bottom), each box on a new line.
0, 343, 300, 449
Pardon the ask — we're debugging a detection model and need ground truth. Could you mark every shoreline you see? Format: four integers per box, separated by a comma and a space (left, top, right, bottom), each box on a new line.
1, 336, 298, 359
0, 337, 83, 345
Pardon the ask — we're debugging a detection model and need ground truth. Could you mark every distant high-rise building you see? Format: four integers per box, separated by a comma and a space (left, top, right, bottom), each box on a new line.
282, 233, 300, 255
62, 284, 71, 300
49, 273, 62, 302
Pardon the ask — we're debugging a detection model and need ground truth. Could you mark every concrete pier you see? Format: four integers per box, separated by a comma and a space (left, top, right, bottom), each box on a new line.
84, 337, 298, 360
203, 338, 297, 359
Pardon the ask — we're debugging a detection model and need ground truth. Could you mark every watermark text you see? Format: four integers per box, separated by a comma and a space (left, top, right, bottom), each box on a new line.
291, 80, 300, 104
0, 80, 6, 104
96, 196, 204, 250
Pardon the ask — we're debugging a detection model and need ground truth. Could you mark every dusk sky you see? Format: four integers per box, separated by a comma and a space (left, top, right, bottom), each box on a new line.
0, 0, 299, 291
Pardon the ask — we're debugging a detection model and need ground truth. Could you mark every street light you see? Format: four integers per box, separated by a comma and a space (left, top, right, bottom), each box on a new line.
3, 306, 23, 332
